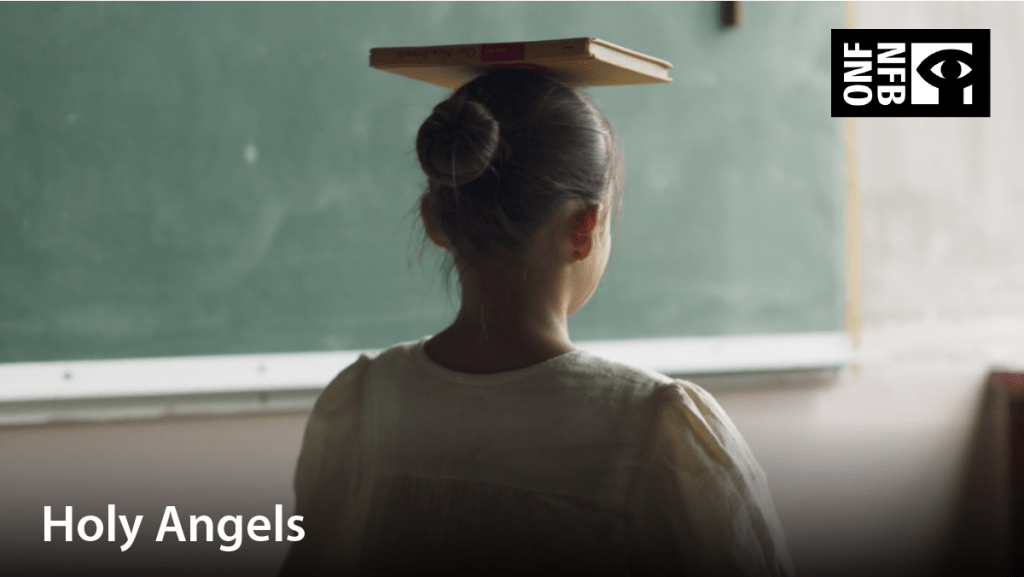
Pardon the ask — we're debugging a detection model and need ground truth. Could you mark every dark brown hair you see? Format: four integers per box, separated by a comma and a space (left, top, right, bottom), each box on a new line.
415, 68, 623, 277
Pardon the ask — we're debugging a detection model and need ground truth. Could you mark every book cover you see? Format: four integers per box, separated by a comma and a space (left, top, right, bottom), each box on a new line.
369, 37, 672, 89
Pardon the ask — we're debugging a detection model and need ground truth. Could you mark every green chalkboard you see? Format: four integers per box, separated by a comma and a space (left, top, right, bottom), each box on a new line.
0, 2, 845, 364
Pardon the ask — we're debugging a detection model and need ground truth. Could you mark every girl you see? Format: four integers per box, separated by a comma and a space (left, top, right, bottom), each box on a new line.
279, 69, 795, 576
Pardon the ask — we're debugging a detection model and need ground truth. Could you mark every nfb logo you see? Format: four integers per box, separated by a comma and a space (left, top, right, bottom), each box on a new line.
913, 44, 976, 105
832, 29, 990, 117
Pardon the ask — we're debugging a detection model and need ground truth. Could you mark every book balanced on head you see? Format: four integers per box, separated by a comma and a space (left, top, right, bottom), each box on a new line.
369, 37, 672, 89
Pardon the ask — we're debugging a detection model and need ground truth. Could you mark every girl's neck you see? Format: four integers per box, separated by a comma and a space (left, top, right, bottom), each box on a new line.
423, 271, 575, 374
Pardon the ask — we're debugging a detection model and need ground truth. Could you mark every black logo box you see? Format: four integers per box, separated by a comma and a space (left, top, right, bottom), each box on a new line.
832, 29, 990, 118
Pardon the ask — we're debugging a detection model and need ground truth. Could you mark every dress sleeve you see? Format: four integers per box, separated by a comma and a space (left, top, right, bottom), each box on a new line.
278, 355, 372, 576
624, 381, 796, 577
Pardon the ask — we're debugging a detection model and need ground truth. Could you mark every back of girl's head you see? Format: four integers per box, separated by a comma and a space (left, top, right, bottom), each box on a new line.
415, 68, 623, 272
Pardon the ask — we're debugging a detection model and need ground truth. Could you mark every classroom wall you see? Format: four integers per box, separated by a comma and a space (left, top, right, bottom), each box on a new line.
718, 3, 1023, 576
1, 2, 1021, 576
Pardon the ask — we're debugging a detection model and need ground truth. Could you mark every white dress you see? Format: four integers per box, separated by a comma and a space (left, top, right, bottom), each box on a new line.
279, 337, 795, 577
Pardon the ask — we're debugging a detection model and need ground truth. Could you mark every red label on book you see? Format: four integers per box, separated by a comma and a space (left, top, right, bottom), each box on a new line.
481, 43, 526, 62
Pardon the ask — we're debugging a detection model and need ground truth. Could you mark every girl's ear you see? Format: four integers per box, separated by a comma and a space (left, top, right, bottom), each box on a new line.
420, 195, 450, 250
569, 205, 599, 261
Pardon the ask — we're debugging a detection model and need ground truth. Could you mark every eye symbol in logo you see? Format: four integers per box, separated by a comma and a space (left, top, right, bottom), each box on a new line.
916, 49, 976, 105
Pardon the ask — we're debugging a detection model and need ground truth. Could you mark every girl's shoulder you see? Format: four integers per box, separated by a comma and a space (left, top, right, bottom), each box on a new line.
557, 352, 747, 464
309, 352, 376, 420
558, 349, 712, 407
320, 337, 717, 418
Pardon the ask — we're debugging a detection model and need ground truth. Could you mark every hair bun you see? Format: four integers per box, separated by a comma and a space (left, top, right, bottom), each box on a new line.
416, 98, 500, 186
